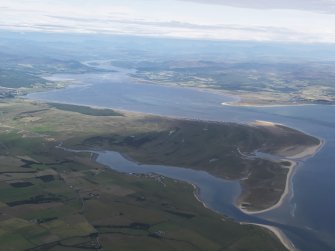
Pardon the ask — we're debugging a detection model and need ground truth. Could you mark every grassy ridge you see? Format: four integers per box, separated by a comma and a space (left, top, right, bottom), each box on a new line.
48, 103, 123, 117
82, 120, 318, 179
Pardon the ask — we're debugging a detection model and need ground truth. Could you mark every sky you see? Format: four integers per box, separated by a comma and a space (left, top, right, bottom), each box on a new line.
1, 0, 335, 43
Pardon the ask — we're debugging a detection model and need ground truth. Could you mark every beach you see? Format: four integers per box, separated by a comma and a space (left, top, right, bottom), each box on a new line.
248, 223, 297, 251
239, 159, 297, 215
239, 122, 324, 215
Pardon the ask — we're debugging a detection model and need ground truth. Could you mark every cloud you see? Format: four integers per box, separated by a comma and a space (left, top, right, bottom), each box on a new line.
1, 0, 335, 43
179, 0, 335, 14
47, 16, 301, 35
1, 15, 334, 43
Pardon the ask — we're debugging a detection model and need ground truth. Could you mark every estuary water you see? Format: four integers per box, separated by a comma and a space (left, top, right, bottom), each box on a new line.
27, 67, 335, 250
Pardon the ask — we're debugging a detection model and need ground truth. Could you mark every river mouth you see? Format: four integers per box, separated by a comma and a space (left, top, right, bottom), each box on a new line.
59, 146, 333, 251
26, 66, 335, 251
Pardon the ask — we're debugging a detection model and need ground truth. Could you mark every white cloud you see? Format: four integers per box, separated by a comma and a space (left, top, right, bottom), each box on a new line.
1, 0, 335, 43
179, 0, 335, 14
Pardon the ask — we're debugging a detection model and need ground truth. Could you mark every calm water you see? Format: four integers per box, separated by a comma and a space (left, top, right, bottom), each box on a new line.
28, 67, 335, 250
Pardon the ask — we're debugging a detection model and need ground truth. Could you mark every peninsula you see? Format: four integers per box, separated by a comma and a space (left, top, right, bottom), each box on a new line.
0, 99, 295, 251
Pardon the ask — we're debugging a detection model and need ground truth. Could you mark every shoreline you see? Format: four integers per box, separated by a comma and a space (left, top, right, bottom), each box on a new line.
190, 171, 297, 251
245, 223, 297, 251
222, 101, 322, 108
42, 67, 334, 109
58, 118, 322, 251
239, 129, 325, 215
282, 139, 325, 160
25, 79, 326, 251
28, 98, 325, 213
239, 159, 298, 215
192, 172, 296, 251
88, 147, 299, 251
117, 68, 333, 109
30, 98, 325, 217
191, 184, 213, 212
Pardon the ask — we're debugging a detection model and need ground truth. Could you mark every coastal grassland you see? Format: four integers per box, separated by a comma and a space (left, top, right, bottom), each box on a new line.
0, 100, 289, 250
80, 118, 319, 211
1, 100, 320, 212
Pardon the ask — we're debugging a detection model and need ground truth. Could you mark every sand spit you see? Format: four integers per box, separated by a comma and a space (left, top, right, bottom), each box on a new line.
239, 160, 297, 215
221, 101, 320, 108
252, 120, 277, 127
278, 140, 325, 160
240, 121, 324, 215
244, 223, 297, 251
